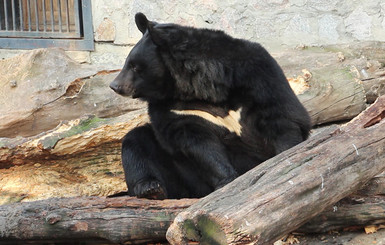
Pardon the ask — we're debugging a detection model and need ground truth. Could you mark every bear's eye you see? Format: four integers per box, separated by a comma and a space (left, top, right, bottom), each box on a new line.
129, 63, 139, 73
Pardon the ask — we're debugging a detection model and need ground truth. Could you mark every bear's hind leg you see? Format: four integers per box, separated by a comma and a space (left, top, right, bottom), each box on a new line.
122, 124, 178, 199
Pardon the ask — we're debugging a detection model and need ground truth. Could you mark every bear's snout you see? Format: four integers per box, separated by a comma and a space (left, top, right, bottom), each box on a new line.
109, 78, 135, 97
109, 80, 120, 93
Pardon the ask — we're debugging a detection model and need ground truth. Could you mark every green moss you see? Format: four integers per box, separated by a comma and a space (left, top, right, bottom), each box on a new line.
197, 216, 227, 245
183, 220, 201, 241
182, 216, 227, 245
40, 116, 108, 149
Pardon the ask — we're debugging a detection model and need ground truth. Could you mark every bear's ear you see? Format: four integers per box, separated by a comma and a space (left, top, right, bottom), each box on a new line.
148, 24, 184, 49
147, 24, 168, 47
135, 12, 149, 34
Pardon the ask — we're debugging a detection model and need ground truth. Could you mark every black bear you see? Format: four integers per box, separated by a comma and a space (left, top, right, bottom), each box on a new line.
110, 13, 311, 199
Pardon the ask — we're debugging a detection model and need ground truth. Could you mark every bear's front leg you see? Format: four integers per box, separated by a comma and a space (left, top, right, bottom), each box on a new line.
168, 123, 239, 190
121, 124, 173, 199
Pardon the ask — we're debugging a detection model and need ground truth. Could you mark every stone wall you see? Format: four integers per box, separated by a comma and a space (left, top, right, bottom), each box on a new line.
1, 0, 385, 66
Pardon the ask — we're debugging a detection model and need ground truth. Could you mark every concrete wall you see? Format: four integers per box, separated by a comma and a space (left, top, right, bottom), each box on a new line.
2, 0, 385, 67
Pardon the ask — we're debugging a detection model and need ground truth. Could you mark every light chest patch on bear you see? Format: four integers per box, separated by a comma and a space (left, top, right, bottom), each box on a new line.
171, 107, 243, 136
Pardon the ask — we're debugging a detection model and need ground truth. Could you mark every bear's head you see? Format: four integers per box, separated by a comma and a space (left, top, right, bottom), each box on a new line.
109, 13, 174, 101
110, 13, 231, 103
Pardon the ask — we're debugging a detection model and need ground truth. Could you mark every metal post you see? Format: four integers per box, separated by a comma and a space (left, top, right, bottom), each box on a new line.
42, 0, 46, 31
19, 0, 23, 30
50, 0, 53, 31
34, 0, 38, 31
27, 0, 31, 31
58, 0, 61, 32
11, 0, 16, 30
4, 0, 8, 30
0, 4, 2, 30
65, 0, 69, 32
73, 0, 80, 35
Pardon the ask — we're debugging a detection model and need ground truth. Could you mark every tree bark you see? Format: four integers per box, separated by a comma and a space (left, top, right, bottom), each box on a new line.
299, 195, 385, 233
166, 95, 385, 245
293, 66, 367, 126
0, 196, 197, 244
299, 172, 385, 233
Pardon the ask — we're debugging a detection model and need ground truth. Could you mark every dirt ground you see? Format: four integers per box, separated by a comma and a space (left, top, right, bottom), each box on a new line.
291, 228, 385, 245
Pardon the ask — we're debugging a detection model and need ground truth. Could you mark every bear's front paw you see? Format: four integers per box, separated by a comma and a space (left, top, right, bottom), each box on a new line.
134, 179, 167, 200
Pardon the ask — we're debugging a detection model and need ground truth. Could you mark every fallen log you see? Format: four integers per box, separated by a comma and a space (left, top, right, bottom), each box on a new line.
299, 195, 385, 233
0, 110, 149, 204
298, 172, 385, 233
166, 95, 385, 245
0, 196, 197, 244
1, 185, 385, 244
0, 48, 146, 138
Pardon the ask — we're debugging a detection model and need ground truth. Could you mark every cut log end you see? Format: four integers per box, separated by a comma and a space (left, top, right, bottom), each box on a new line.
167, 212, 230, 245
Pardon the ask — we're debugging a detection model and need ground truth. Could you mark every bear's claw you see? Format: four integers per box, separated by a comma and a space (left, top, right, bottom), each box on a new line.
134, 180, 167, 200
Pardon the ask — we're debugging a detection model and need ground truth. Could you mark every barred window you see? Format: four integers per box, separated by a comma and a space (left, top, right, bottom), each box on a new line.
0, 0, 94, 50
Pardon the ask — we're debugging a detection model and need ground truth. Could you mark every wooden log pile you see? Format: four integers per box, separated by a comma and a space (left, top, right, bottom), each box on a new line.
0, 96, 384, 244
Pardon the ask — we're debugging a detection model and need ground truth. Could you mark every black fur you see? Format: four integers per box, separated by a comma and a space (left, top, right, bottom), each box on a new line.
110, 13, 311, 199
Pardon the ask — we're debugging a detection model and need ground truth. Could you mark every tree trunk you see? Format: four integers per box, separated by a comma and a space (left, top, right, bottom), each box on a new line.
166, 95, 385, 245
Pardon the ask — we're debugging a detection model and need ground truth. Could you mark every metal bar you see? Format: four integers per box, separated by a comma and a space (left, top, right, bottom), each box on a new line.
27, 0, 31, 31
11, 0, 16, 30
50, 0, 53, 31
0, 29, 79, 37
0, 37, 95, 50
19, 0, 23, 30
0, 3, 2, 30
34, 0, 38, 31
65, 0, 69, 32
58, 0, 61, 32
80, 0, 94, 49
42, 0, 46, 31
4, 0, 8, 30
73, 0, 80, 35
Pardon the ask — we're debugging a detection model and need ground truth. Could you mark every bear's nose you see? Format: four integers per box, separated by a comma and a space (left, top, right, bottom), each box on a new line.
109, 81, 120, 93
